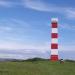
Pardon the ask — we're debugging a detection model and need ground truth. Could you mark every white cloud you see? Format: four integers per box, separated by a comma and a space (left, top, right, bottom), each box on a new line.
0, 40, 49, 51
0, 41, 50, 59
0, 18, 75, 53
0, 0, 12, 7
0, 39, 75, 52
0, 26, 12, 32
59, 23, 75, 31
23, 0, 65, 12
59, 45, 75, 51
0, 0, 21, 7
22, 0, 75, 19
0, 0, 75, 19
0, 18, 45, 38
0, 41, 75, 59
0, 0, 75, 20
0, 53, 24, 59
0, 18, 29, 33
66, 9, 75, 18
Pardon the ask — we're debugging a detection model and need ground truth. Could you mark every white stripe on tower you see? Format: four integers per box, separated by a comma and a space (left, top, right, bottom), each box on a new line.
50, 18, 59, 61
52, 38, 58, 43
52, 28, 58, 33
51, 49, 58, 55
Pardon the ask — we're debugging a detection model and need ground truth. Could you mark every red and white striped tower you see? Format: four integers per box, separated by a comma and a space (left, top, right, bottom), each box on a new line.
50, 18, 59, 61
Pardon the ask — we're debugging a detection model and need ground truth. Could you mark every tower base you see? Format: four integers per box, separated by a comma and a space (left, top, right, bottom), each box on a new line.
50, 55, 58, 61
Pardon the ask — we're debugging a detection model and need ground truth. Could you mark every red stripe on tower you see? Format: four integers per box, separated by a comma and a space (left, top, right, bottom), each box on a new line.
51, 33, 58, 38
50, 18, 59, 61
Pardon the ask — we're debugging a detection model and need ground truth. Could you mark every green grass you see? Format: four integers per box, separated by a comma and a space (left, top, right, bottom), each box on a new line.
0, 60, 75, 75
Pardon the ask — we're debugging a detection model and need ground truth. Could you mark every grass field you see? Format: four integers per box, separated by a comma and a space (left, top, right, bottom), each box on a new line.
0, 60, 75, 75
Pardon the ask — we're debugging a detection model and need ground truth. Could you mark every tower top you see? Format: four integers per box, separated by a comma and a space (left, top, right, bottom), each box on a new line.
51, 18, 58, 22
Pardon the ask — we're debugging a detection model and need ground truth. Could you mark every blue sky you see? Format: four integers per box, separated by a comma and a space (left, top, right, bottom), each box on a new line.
0, 0, 75, 60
